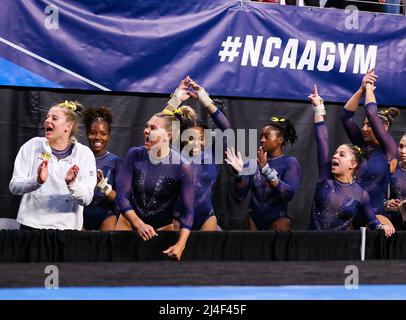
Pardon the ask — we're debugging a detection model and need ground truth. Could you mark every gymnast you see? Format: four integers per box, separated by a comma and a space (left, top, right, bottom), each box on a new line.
9, 100, 96, 230
386, 133, 406, 229
114, 102, 195, 260
82, 107, 122, 231
339, 69, 400, 228
308, 85, 394, 236
225, 113, 301, 231
170, 76, 231, 231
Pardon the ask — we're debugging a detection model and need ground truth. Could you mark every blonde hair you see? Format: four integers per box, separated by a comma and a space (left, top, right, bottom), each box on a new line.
155, 105, 196, 141
53, 100, 83, 137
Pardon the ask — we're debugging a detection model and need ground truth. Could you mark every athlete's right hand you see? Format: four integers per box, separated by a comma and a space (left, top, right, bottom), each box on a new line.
225, 147, 244, 175
136, 222, 158, 241
361, 69, 377, 91
37, 160, 48, 184
308, 84, 322, 107
176, 77, 191, 102
382, 224, 395, 238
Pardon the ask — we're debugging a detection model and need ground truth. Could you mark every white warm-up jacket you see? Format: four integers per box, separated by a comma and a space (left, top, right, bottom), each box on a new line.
9, 137, 97, 230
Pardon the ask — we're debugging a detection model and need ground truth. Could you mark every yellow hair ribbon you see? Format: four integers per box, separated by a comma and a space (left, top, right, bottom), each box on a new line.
354, 145, 362, 154
162, 108, 182, 116
59, 100, 77, 111
271, 116, 285, 122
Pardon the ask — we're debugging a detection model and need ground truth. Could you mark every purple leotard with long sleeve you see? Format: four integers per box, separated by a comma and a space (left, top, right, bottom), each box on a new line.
390, 163, 406, 201
339, 103, 398, 215
234, 154, 301, 230
116, 147, 194, 230
309, 121, 381, 230
83, 152, 122, 230
174, 109, 231, 229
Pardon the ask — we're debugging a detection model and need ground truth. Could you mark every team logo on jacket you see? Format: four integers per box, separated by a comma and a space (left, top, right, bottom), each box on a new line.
39, 152, 51, 161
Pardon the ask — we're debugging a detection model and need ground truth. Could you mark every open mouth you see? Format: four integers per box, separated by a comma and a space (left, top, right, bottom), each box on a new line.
45, 126, 53, 133
331, 160, 339, 168
92, 141, 103, 148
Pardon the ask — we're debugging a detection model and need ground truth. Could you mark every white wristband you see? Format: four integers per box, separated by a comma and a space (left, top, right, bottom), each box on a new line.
261, 163, 278, 182
376, 223, 386, 230
97, 177, 112, 196
167, 88, 185, 109
313, 103, 326, 117
197, 88, 213, 108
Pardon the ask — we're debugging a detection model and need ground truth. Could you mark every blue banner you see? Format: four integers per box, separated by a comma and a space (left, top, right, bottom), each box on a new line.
0, 0, 405, 105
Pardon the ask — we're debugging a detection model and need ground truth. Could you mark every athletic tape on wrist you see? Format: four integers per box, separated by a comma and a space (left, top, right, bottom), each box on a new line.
167, 88, 184, 109
261, 163, 278, 182
97, 177, 112, 196
197, 88, 213, 108
313, 104, 326, 117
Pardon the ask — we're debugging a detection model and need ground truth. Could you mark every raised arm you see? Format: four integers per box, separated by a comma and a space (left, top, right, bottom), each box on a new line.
187, 77, 232, 162
364, 84, 398, 161
314, 123, 331, 183
339, 108, 365, 148
165, 77, 191, 110
338, 71, 376, 148
309, 85, 330, 183
187, 77, 231, 131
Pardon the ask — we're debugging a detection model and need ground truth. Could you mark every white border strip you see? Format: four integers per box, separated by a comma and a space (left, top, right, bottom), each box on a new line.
0, 36, 111, 91
360, 227, 366, 261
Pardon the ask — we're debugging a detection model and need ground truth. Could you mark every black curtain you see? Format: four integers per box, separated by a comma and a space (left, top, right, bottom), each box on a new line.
1, 87, 405, 229
0, 230, 405, 262
325, 0, 386, 12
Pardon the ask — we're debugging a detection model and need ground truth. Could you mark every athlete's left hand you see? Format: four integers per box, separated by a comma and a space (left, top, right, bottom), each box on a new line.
65, 165, 80, 185
382, 224, 395, 238
257, 146, 268, 171
96, 169, 104, 184
163, 243, 185, 261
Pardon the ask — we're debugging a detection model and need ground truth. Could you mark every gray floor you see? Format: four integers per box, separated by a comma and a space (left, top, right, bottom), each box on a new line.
0, 260, 405, 288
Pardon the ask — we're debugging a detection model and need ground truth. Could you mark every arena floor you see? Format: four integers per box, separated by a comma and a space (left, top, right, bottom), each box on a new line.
1, 260, 406, 300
